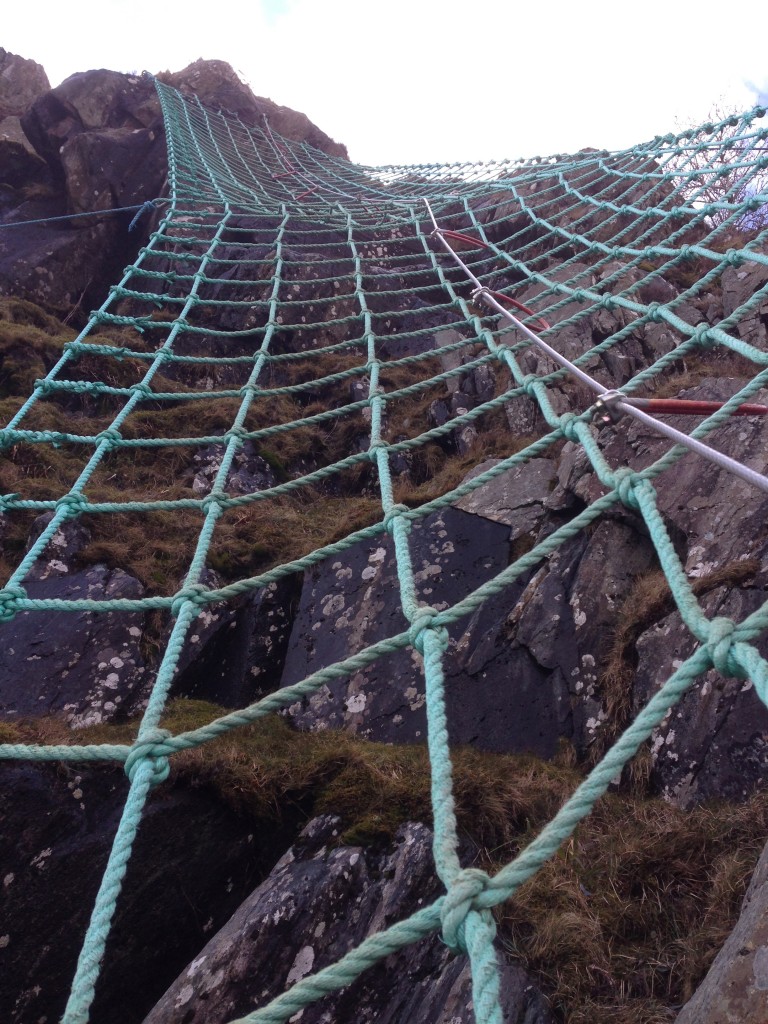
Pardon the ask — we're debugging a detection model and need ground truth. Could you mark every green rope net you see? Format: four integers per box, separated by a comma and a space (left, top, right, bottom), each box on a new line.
1, 77, 768, 1023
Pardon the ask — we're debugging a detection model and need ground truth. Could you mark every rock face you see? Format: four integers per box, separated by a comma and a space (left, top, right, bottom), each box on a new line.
143, 816, 552, 1024
0, 518, 147, 726
0, 48, 51, 188
676, 837, 768, 1024
281, 507, 514, 746
0, 761, 299, 1024
0, 53, 347, 318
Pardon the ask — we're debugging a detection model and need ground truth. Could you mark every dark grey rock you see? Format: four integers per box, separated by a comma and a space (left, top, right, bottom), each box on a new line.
0, 761, 296, 1024
281, 507, 510, 744
634, 586, 768, 807
445, 571, 572, 755
190, 440, 276, 496
172, 573, 302, 708
0, 564, 146, 726
0, 115, 50, 188
59, 125, 166, 215
455, 457, 556, 540
455, 423, 478, 454
0, 213, 123, 317
20, 70, 158, 177
445, 514, 657, 756
429, 398, 451, 427
142, 817, 553, 1024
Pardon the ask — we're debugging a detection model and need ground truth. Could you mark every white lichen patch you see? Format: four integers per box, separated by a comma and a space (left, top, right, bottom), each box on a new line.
345, 693, 366, 714
286, 945, 315, 987
31, 848, 52, 870
174, 984, 195, 1008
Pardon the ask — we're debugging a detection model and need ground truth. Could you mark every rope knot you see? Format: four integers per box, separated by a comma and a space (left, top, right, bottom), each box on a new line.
129, 382, 154, 398
224, 426, 247, 445
96, 428, 122, 447
382, 502, 409, 535
55, 493, 89, 516
646, 302, 664, 323
691, 323, 715, 348
600, 294, 617, 312
521, 374, 539, 399
0, 491, 20, 511
708, 617, 746, 678
408, 605, 449, 655
170, 583, 209, 619
200, 490, 226, 516
0, 584, 27, 622
441, 868, 492, 953
612, 467, 641, 510
559, 413, 581, 444
124, 728, 172, 787
724, 249, 746, 269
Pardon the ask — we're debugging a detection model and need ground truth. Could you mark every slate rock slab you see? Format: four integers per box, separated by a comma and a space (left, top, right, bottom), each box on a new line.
455, 457, 556, 539
143, 816, 553, 1024
0, 563, 146, 726
281, 507, 510, 744
172, 573, 302, 709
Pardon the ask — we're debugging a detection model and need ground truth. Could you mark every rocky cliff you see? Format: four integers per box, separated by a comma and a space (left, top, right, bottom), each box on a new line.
0, 50, 768, 1024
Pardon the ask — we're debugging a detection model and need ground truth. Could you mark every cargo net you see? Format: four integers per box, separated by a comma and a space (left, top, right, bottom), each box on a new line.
1, 78, 768, 1024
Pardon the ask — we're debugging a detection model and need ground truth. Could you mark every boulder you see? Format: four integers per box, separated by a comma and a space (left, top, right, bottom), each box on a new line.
20, 70, 159, 177
59, 125, 166, 214
171, 574, 302, 709
161, 59, 348, 160
2, 61, 346, 318
0, 48, 49, 118
0, 115, 50, 187
0, 203, 131, 317
143, 816, 553, 1024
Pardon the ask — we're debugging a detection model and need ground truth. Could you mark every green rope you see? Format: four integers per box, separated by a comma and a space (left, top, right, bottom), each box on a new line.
0, 78, 767, 1024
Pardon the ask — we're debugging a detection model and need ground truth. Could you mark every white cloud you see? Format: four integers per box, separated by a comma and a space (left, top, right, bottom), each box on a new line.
4, 0, 768, 165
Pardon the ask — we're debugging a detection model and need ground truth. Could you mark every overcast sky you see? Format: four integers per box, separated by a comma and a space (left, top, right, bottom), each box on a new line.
4, 0, 768, 167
